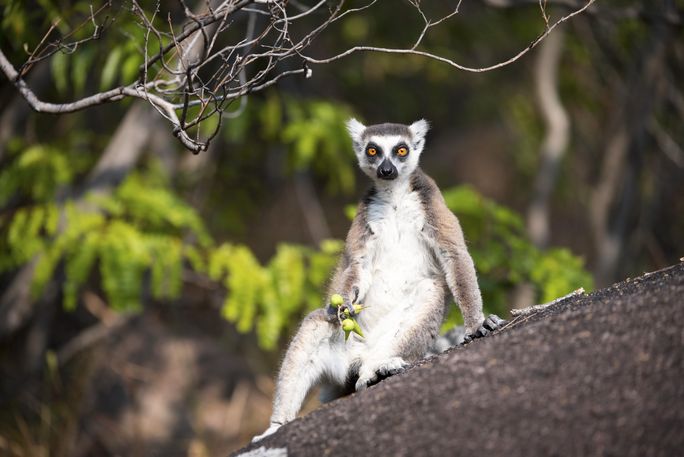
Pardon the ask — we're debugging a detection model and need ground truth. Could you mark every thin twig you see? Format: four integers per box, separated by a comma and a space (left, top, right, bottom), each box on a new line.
0, 0, 600, 152
510, 288, 586, 317
301, 0, 597, 72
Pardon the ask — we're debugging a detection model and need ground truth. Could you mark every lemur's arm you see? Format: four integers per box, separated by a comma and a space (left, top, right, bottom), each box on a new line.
415, 172, 485, 334
431, 195, 485, 334
326, 199, 374, 315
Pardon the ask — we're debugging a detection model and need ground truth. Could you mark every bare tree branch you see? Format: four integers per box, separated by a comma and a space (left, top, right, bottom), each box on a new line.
299, 0, 596, 71
484, 0, 683, 25
0, 0, 600, 153
57, 291, 135, 367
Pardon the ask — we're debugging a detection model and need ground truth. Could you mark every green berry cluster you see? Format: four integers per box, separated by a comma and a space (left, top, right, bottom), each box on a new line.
330, 294, 365, 340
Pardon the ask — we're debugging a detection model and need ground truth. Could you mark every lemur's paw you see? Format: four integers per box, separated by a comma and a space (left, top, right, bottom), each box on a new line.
355, 357, 407, 391
463, 314, 507, 344
251, 422, 282, 442
326, 287, 360, 318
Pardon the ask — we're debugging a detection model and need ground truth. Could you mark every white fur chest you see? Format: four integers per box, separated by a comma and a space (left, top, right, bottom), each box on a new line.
363, 186, 438, 303
368, 191, 423, 260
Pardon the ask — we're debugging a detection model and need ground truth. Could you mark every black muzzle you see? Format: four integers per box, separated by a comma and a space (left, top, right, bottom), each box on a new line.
377, 160, 397, 180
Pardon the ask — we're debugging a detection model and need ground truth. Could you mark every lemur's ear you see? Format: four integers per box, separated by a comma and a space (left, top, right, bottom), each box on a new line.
346, 118, 366, 147
409, 119, 429, 154
409, 119, 430, 143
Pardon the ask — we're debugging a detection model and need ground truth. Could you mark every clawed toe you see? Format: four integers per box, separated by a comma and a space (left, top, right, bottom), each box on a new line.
355, 377, 372, 391
376, 360, 407, 378
355, 358, 407, 391
377, 364, 405, 377
484, 314, 506, 330
463, 314, 507, 344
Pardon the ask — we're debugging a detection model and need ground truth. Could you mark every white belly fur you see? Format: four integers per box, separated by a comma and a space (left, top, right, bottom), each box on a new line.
348, 188, 442, 354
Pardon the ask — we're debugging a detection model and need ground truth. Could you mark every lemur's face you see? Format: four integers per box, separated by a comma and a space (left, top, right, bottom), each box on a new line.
346, 119, 429, 182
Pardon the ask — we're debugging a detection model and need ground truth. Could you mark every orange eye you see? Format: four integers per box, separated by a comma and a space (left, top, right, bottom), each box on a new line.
367, 148, 377, 156
397, 147, 408, 157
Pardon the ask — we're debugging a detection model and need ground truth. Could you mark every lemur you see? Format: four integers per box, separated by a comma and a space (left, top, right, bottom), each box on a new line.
253, 119, 505, 442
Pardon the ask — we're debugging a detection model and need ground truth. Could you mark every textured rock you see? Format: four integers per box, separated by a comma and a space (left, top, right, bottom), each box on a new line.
234, 263, 684, 457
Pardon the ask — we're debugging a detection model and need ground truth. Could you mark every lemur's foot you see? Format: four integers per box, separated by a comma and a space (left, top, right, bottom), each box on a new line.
355, 357, 407, 391
463, 314, 507, 344
251, 422, 282, 442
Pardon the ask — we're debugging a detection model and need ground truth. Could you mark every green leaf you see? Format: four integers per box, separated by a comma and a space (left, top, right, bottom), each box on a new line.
441, 184, 593, 322
71, 48, 93, 94
63, 231, 99, 311
100, 47, 123, 90
121, 52, 142, 85
51, 51, 69, 94
260, 92, 282, 139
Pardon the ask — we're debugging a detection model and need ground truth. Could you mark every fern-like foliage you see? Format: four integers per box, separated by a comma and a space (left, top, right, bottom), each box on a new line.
281, 99, 357, 194
0, 144, 72, 205
27, 172, 212, 312
0, 143, 343, 349
0, 139, 592, 351
224, 93, 358, 195
209, 240, 342, 349
441, 185, 593, 326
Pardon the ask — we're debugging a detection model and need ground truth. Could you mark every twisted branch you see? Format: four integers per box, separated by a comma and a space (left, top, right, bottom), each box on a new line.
0, 0, 599, 153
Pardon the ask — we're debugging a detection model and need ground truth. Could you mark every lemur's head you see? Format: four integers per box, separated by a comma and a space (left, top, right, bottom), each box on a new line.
346, 119, 429, 182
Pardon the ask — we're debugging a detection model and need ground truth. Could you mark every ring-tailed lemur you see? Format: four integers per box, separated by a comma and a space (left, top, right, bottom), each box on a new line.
253, 119, 504, 442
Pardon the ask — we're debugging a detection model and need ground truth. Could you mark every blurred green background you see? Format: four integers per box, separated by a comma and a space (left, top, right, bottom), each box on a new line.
0, 0, 682, 455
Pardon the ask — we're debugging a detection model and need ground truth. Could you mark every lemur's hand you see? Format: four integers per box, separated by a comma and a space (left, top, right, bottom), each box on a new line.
340, 299, 357, 317
331, 296, 357, 318
463, 314, 506, 344
326, 287, 360, 318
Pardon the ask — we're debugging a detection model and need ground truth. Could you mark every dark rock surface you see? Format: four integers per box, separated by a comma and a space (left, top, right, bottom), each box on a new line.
234, 263, 684, 457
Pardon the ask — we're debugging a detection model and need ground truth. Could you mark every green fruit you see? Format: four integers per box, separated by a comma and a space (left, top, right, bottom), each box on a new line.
342, 317, 365, 341
331, 294, 344, 307
342, 319, 355, 331
352, 320, 364, 338
344, 304, 363, 317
